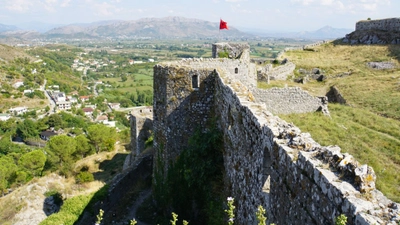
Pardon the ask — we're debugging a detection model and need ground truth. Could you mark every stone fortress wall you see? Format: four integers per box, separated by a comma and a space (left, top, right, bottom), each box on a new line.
344, 17, 400, 45
257, 61, 296, 82
127, 106, 153, 166
356, 18, 400, 32
150, 43, 399, 225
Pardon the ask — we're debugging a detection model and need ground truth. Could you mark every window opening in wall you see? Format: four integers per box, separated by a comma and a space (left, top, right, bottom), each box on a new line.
235, 68, 238, 74
192, 75, 199, 89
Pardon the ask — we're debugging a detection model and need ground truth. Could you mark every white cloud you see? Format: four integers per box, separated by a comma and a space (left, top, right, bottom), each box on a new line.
291, 0, 390, 14
40, 0, 58, 12
5, 0, 34, 13
320, 0, 334, 5
225, 0, 247, 2
93, 2, 122, 16
61, 0, 71, 7
230, 4, 252, 14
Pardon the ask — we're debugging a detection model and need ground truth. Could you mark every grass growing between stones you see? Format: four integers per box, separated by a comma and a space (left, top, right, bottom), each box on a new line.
279, 104, 400, 202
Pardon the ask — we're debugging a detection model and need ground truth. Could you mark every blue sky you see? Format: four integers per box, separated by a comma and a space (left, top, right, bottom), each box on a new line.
0, 0, 398, 32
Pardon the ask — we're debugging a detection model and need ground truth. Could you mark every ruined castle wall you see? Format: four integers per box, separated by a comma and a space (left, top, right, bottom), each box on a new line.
212, 42, 251, 60
213, 71, 397, 225
129, 115, 153, 155
258, 62, 296, 82
151, 45, 399, 224
252, 87, 324, 114
356, 18, 400, 32
153, 61, 398, 225
153, 64, 217, 174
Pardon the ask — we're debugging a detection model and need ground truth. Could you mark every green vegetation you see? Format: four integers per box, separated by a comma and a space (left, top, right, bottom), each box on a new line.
39, 194, 94, 225
0, 111, 118, 195
335, 214, 347, 225
154, 124, 224, 225
87, 124, 118, 154
283, 43, 400, 119
276, 43, 400, 202
280, 104, 400, 202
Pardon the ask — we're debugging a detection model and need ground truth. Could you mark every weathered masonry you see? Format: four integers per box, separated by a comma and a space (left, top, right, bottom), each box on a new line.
356, 18, 400, 32
147, 43, 400, 225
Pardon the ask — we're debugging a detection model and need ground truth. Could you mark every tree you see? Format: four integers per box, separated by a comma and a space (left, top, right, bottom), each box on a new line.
74, 135, 93, 158
46, 135, 77, 167
121, 74, 128, 82
0, 156, 18, 194
0, 118, 17, 134
18, 150, 46, 177
16, 119, 38, 141
47, 113, 63, 129
87, 124, 117, 154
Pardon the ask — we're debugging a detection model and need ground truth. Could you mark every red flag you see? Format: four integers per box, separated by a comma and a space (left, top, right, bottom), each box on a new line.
220, 19, 228, 30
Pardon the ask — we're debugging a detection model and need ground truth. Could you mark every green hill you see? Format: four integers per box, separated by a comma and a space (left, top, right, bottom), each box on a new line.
267, 43, 400, 201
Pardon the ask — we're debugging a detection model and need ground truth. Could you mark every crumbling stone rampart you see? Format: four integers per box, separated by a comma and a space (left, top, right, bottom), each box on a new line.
252, 87, 326, 114
128, 106, 153, 164
257, 61, 296, 82
343, 18, 400, 45
152, 46, 399, 224
356, 18, 400, 32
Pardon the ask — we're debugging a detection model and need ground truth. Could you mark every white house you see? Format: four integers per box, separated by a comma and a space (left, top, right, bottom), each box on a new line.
9, 107, 28, 115
56, 101, 72, 110
102, 120, 116, 127
53, 92, 66, 102
108, 103, 120, 110
0, 114, 11, 121
83, 107, 94, 116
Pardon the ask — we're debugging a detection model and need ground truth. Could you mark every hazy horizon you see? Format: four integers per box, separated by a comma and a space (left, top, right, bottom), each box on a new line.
0, 0, 398, 32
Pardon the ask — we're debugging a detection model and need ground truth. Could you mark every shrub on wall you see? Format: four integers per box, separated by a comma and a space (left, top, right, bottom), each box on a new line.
153, 123, 225, 225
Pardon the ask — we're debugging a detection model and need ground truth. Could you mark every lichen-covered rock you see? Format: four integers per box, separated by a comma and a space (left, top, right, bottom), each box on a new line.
354, 165, 376, 193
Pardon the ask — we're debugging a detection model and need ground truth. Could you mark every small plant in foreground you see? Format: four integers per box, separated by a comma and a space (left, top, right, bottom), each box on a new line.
170, 212, 178, 225
225, 197, 235, 225
335, 214, 347, 225
130, 218, 137, 225
256, 205, 267, 225
96, 209, 103, 225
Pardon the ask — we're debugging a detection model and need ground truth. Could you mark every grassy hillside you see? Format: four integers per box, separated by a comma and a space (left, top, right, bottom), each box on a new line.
0, 44, 34, 63
282, 43, 400, 119
272, 43, 400, 202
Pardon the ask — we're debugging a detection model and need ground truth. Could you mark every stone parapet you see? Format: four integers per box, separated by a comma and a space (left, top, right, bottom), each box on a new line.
149, 43, 399, 224
356, 18, 400, 32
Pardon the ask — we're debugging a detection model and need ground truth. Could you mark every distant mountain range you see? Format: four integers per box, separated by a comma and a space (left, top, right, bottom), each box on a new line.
0, 17, 353, 40
245, 26, 353, 40
0, 24, 19, 33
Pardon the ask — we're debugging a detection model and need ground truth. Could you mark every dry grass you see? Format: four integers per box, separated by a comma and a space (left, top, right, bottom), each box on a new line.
0, 44, 34, 63
0, 95, 50, 112
275, 43, 400, 202
283, 43, 400, 119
